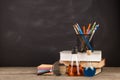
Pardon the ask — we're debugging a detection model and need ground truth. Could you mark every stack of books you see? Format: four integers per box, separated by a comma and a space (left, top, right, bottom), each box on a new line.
59, 50, 105, 75
37, 64, 53, 75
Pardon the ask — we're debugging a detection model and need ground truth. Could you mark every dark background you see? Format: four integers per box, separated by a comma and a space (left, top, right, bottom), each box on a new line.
0, 0, 119, 66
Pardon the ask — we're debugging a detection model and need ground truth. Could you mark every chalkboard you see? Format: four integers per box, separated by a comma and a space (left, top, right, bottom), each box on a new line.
0, 0, 119, 66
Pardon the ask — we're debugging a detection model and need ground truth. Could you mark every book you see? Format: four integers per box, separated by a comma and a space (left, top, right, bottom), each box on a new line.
60, 59, 105, 68
95, 68, 102, 75
37, 64, 53, 75
37, 64, 52, 70
60, 50, 102, 61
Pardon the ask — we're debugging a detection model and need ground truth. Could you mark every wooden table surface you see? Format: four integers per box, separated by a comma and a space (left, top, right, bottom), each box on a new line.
0, 67, 120, 80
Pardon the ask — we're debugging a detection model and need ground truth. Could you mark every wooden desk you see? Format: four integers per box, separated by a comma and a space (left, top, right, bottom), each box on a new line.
0, 67, 120, 80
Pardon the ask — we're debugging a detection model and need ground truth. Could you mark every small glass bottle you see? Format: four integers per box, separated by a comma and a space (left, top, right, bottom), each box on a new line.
67, 47, 83, 76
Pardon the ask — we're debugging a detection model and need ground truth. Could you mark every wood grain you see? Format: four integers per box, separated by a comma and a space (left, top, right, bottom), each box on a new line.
0, 67, 120, 80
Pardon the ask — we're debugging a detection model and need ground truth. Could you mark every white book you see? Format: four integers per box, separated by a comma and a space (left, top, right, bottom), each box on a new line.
60, 50, 102, 61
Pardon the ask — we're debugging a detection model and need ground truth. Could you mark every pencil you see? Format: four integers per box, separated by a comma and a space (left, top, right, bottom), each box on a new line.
76, 23, 93, 51
73, 25, 79, 34
83, 26, 86, 34
87, 23, 91, 34
90, 22, 96, 34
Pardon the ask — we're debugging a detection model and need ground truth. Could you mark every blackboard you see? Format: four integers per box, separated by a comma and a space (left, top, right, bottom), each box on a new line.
0, 0, 119, 66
